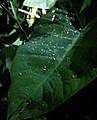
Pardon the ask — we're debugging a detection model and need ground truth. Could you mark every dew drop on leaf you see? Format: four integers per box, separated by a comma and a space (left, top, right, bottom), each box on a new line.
41, 49, 44, 52
72, 75, 76, 78
66, 31, 69, 34
43, 66, 47, 69
52, 57, 56, 61
43, 66, 47, 71
19, 72, 23, 76
20, 97, 23, 100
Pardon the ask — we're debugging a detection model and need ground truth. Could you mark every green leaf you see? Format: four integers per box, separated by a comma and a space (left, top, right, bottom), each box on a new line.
0, 46, 17, 72
8, 12, 97, 120
71, 18, 97, 76
80, 0, 91, 13
12, 38, 23, 46
23, 0, 57, 9
10, 0, 17, 19
8, 12, 80, 119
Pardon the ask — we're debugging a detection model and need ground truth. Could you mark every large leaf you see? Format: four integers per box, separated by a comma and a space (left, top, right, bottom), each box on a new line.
23, 0, 57, 9
8, 11, 97, 120
8, 11, 80, 120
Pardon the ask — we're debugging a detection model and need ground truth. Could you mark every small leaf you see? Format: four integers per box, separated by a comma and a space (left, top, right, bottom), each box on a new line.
10, 0, 17, 19
9, 29, 17, 36
12, 38, 23, 46
80, 0, 91, 13
0, 46, 17, 71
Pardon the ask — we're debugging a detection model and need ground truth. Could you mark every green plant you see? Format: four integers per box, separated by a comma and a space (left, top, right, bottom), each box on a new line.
0, 0, 97, 120
80, 0, 91, 13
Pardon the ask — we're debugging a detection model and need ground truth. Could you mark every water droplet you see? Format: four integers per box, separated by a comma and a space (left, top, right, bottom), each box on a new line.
19, 72, 22, 76
79, 28, 82, 31
53, 57, 56, 61
66, 31, 69, 34
49, 49, 52, 52
41, 49, 44, 52
69, 22, 72, 26
20, 97, 23, 100
75, 30, 78, 33
22, 55, 25, 57
25, 86, 28, 89
65, 15, 68, 17
43, 68, 46, 71
53, 46, 56, 48
30, 75, 32, 78
72, 75, 76, 78
44, 66, 47, 69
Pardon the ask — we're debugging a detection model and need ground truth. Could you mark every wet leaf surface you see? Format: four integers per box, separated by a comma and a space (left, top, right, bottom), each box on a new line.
8, 13, 80, 120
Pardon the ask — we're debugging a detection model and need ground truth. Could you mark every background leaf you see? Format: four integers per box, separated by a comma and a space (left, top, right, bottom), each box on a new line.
80, 0, 91, 13
23, 0, 57, 9
0, 46, 17, 72
69, 18, 97, 92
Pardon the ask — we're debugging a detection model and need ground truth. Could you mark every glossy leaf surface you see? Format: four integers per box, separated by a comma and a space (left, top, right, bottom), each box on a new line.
8, 12, 80, 119
8, 11, 97, 120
